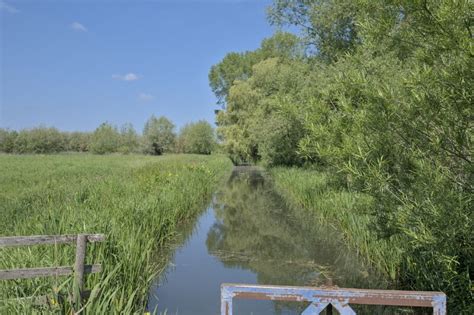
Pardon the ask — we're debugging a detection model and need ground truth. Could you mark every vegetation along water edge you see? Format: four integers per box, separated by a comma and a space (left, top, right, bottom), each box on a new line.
0, 154, 232, 313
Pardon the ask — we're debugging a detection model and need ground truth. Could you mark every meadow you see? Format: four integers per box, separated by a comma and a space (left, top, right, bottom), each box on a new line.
0, 154, 232, 313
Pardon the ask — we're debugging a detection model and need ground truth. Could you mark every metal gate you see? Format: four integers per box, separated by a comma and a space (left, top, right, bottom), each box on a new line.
221, 283, 446, 315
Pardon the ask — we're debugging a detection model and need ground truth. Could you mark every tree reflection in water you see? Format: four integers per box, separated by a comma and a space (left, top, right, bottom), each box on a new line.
206, 167, 384, 312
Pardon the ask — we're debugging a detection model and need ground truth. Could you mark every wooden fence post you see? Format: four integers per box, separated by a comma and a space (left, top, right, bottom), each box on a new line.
73, 234, 87, 307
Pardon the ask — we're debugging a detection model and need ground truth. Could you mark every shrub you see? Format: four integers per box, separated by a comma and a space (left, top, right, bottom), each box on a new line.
177, 121, 216, 154
142, 115, 176, 155
66, 132, 91, 152
0, 129, 18, 153
89, 123, 121, 154
118, 123, 139, 154
12, 127, 65, 154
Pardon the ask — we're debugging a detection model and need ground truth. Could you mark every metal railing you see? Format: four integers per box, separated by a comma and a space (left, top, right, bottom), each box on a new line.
221, 283, 446, 315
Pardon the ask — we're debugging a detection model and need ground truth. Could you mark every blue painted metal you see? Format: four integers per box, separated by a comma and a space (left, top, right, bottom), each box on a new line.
221, 283, 447, 315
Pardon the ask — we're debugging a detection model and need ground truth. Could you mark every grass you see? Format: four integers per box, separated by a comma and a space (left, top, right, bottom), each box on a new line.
270, 167, 401, 283
0, 154, 232, 313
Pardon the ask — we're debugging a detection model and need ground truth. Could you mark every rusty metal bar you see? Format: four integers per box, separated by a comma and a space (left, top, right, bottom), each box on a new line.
221, 283, 446, 315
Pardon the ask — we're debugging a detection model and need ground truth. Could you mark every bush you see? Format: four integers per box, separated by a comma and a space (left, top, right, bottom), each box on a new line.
89, 123, 121, 154
66, 132, 91, 152
12, 127, 66, 154
142, 116, 176, 155
118, 123, 139, 154
177, 121, 216, 154
0, 129, 18, 153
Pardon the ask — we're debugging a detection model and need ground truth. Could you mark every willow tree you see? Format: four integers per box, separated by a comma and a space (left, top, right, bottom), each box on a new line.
142, 115, 176, 155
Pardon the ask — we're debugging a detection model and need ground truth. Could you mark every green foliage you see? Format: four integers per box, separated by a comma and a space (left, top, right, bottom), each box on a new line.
12, 127, 66, 154
118, 123, 139, 154
268, 0, 359, 61
89, 122, 121, 154
0, 129, 18, 153
2, 116, 216, 156
211, 0, 473, 311
142, 115, 176, 155
0, 154, 232, 313
215, 56, 310, 165
177, 120, 216, 154
66, 131, 91, 152
209, 32, 303, 106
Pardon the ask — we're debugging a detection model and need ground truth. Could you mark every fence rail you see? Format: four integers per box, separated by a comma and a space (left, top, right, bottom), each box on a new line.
0, 233, 105, 309
221, 283, 446, 315
0, 233, 105, 247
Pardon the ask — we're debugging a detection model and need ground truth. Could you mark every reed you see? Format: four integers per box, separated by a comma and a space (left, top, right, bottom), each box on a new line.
0, 154, 232, 313
270, 167, 401, 282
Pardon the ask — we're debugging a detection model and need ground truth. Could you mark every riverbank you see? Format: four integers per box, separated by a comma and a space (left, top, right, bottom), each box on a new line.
270, 168, 402, 280
149, 166, 384, 314
270, 167, 473, 313
0, 154, 232, 313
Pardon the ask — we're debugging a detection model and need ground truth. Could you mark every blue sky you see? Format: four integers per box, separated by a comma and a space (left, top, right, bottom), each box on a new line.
1, 0, 274, 132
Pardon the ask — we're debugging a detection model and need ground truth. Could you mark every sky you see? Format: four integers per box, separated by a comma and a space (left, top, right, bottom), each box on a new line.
0, 0, 275, 132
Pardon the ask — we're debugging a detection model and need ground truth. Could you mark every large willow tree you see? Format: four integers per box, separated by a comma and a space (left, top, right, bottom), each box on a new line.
210, 0, 473, 311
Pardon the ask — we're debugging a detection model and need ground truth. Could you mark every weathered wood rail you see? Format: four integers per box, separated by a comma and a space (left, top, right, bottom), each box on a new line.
0, 233, 105, 308
221, 283, 447, 315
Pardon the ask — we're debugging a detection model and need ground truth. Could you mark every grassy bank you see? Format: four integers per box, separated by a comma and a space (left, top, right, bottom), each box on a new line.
0, 154, 232, 313
270, 167, 401, 282
271, 167, 474, 312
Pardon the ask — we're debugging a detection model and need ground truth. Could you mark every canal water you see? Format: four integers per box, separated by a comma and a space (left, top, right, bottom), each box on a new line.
148, 167, 382, 315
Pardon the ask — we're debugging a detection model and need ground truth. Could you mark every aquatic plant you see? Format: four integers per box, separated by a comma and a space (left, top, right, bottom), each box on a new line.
0, 154, 232, 313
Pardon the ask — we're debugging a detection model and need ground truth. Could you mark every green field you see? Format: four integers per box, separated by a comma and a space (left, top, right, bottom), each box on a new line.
0, 154, 232, 313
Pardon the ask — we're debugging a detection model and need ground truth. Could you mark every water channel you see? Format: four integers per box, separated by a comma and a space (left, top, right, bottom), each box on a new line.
148, 167, 384, 314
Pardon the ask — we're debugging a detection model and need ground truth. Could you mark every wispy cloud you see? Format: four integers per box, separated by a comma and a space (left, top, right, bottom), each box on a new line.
71, 22, 87, 32
112, 73, 141, 81
0, 1, 19, 13
138, 93, 154, 101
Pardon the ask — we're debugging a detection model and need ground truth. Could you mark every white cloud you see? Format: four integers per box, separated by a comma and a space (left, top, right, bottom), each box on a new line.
112, 73, 141, 81
71, 22, 87, 32
0, 1, 19, 13
138, 93, 154, 101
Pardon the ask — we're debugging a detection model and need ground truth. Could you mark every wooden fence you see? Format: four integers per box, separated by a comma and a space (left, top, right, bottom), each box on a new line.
0, 233, 105, 308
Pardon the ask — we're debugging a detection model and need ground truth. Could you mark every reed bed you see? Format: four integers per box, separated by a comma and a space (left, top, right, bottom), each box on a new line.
0, 154, 232, 313
270, 167, 401, 282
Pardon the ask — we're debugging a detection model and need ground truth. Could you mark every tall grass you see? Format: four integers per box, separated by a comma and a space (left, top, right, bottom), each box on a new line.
0, 154, 232, 313
270, 167, 401, 282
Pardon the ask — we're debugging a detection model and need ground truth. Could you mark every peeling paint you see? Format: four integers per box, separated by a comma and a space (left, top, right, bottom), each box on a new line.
221, 283, 447, 315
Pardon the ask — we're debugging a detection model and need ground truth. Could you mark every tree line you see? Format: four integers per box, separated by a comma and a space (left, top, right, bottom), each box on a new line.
0, 116, 216, 155
209, 0, 472, 312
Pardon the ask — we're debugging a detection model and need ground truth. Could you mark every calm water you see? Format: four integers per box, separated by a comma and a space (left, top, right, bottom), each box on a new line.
148, 167, 383, 315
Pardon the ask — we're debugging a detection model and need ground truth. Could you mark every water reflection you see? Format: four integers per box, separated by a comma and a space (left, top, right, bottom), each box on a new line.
207, 167, 382, 292
148, 167, 383, 314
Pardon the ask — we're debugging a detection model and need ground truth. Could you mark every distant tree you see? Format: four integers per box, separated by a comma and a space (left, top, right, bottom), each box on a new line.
142, 115, 176, 155
89, 123, 120, 154
0, 129, 18, 153
66, 132, 91, 152
178, 121, 216, 155
13, 127, 65, 154
119, 123, 139, 154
